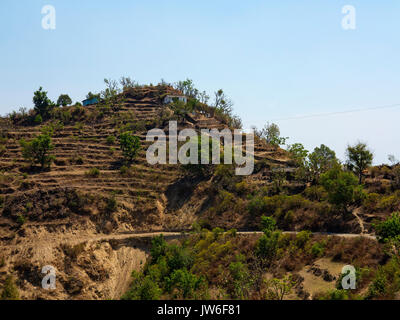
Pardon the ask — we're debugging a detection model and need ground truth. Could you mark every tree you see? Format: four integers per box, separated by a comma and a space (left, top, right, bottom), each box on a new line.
388, 155, 398, 166
213, 89, 233, 116
374, 212, 400, 243
288, 143, 310, 182
119, 131, 141, 163
19, 134, 55, 169
288, 143, 309, 166
86, 92, 100, 100
309, 144, 338, 183
260, 215, 277, 234
320, 166, 361, 213
101, 78, 121, 102
346, 142, 373, 184
57, 94, 72, 107
33, 87, 54, 118
175, 79, 199, 98
259, 123, 288, 148
119, 76, 138, 90
121, 271, 162, 300
265, 275, 295, 300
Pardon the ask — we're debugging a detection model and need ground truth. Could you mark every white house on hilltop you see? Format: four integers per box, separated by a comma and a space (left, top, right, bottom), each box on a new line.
163, 95, 187, 104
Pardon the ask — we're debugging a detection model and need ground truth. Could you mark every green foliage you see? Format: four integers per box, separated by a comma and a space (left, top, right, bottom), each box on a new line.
119, 131, 141, 163
367, 259, 400, 299
264, 275, 295, 300
16, 214, 26, 226
346, 142, 373, 184
175, 79, 199, 98
320, 166, 361, 212
228, 255, 251, 299
308, 144, 338, 183
1, 276, 19, 300
257, 122, 288, 147
105, 195, 117, 213
122, 271, 162, 300
86, 167, 100, 178
295, 230, 311, 248
19, 134, 55, 169
41, 121, 64, 137
168, 268, 206, 299
34, 114, 43, 124
374, 212, 400, 243
0, 144, 6, 156
33, 87, 54, 118
311, 241, 325, 257
260, 215, 276, 234
106, 135, 116, 145
288, 143, 309, 166
57, 94, 72, 107
316, 289, 349, 300
256, 230, 281, 261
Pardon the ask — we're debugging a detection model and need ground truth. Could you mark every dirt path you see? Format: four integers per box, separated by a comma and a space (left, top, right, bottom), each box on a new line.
352, 207, 365, 234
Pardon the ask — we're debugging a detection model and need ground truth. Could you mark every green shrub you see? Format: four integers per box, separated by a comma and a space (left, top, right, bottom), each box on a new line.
295, 230, 311, 248
16, 214, 26, 226
119, 131, 141, 163
1, 276, 19, 300
86, 168, 100, 178
105, 195, 117, 213
168, 269, 206, 299
122, 271, 162, 300
311, 242, 325, 257
260, 215, 276, 233
374, 212, 400, 243
256, 230, 281, 260
19, 134, 55, 169
106, 135, 116, 145
34, 114, 43, 124
0, 145, 5, 156
320, 167, 360, 212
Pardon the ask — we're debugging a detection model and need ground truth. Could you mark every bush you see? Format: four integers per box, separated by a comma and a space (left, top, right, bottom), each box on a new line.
122, 271, 162, 300
295, 230, 311, 248
119, 131, 141, 163
106, 135, 116, 145
374, 212, 400, 243
0, 145, 5, 156
19, 134, 55, 169
168, 269, 206, 299
260, 215, 276, 233
256, 230, 281, 261
34, 114, 43, 124
105, 195, 117, 213
311, 242, 325, 257
1, 276, 19, 300
86, 168, 100, 178
320, 167, 360, 213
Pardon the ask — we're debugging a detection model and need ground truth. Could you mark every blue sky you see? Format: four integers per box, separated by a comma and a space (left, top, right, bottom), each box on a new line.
0, 0, 399, 164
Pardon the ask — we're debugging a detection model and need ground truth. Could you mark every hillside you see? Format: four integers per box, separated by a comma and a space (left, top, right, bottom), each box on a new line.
0, 84, 399, 300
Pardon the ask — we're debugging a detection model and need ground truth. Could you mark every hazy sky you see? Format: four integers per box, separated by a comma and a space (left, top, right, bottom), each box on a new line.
0, 0, 399, 164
